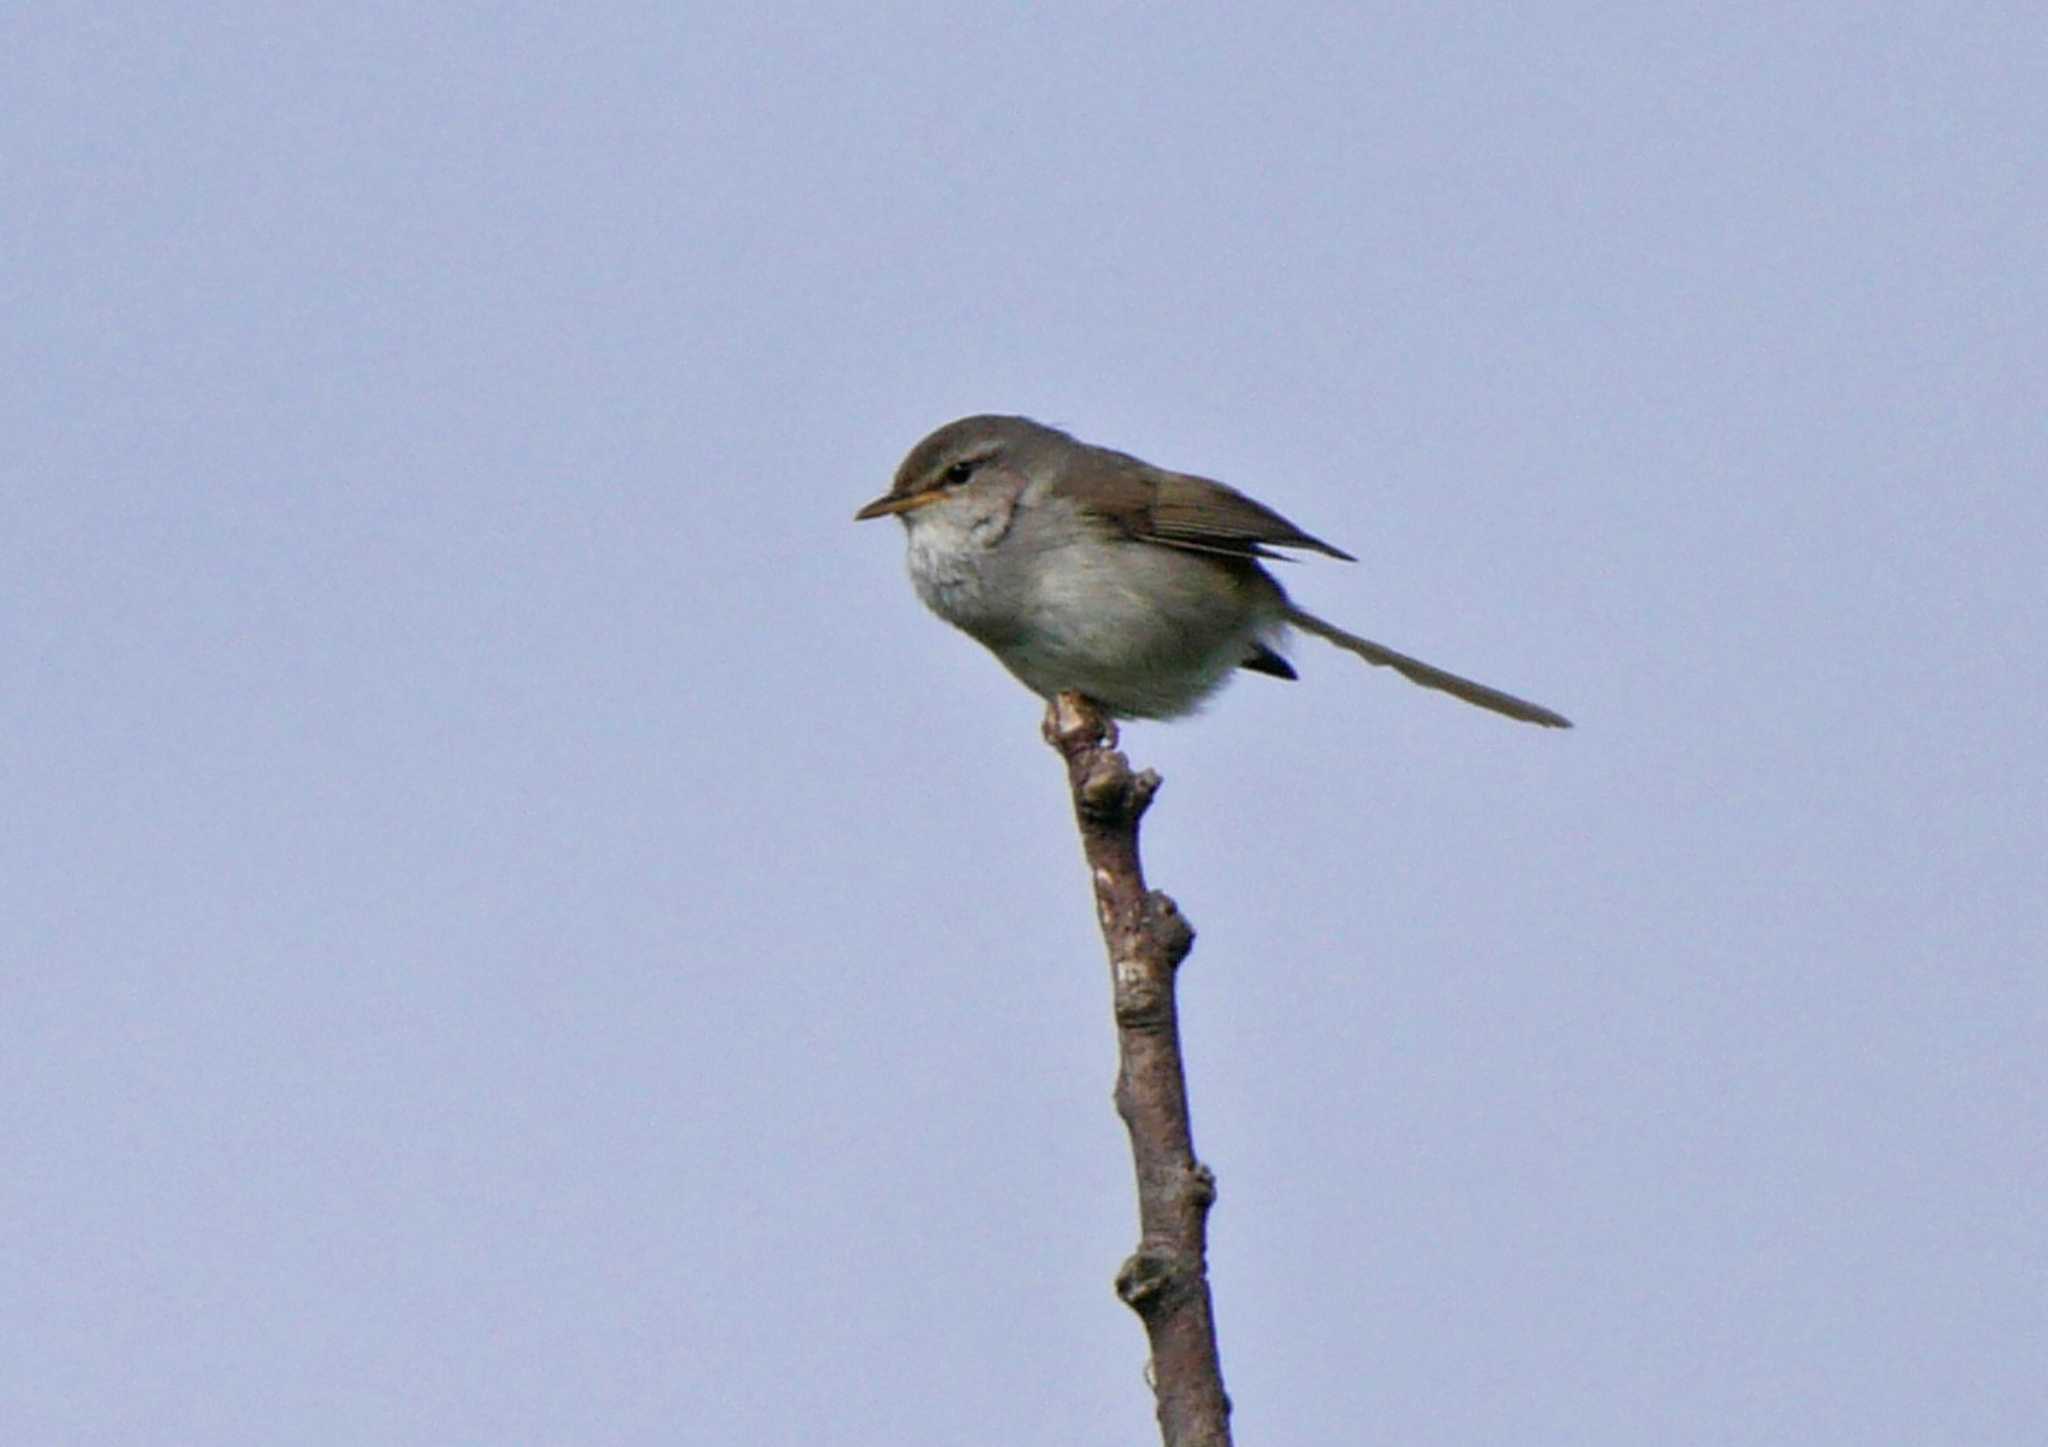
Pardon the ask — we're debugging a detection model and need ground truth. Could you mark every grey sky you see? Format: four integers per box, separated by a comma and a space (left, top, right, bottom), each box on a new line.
6, 5, 2043, 1443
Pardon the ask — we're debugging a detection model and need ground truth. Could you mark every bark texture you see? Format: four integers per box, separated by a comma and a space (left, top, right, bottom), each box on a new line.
1042, 692, 1231, 1447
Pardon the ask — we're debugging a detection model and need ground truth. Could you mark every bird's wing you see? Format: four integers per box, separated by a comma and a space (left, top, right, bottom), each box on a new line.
1053, 452, 1355, 562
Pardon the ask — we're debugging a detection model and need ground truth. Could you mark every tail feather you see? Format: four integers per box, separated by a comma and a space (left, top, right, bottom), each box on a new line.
1285, 607, 1572, 729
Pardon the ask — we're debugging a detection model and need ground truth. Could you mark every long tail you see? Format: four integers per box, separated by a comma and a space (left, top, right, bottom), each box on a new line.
1285, 607, 1573, 729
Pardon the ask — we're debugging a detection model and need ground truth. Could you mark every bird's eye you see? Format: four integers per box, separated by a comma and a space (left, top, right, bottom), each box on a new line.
943, 460, 976, 486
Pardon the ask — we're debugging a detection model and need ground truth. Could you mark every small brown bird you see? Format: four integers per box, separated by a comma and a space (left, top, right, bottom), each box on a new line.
857, 415, 1570, 728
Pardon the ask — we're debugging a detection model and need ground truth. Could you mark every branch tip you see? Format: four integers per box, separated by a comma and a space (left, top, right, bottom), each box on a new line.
1044, 690, 1119, 753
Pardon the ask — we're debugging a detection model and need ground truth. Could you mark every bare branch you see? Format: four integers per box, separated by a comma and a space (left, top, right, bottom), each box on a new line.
1042, 692, 1232, 1447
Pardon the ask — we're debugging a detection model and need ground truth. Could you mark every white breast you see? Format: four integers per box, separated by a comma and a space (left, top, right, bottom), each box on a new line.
898, 489, 1285, 719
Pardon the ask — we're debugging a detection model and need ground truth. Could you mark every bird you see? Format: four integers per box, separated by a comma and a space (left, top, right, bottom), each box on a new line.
855, 415, 1570, 728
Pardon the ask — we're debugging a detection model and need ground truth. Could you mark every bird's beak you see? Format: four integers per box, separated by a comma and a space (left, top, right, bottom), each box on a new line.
853, 489, 942, 521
